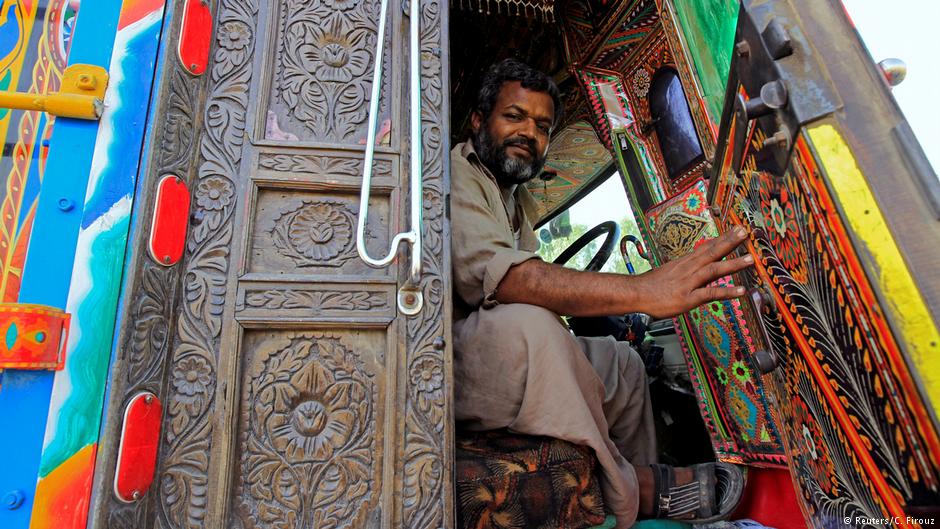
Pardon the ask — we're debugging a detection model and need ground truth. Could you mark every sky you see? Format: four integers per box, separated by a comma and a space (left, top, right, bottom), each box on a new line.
842, 0, 939, 172
569, 0, 938, 232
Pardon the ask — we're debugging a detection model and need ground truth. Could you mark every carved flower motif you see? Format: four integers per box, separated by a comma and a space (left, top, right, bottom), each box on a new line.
411, 356, 444, 394
258, 336, 371, 464
285, 202, 353, 261
218, 21, 250, 51
172, 355, 212, 397
195, 176, 234, 211
411, 356, 444, 414
298, 17, 371, 83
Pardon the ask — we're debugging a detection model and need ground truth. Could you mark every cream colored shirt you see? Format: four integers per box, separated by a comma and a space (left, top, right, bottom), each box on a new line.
450, 140, 542, 321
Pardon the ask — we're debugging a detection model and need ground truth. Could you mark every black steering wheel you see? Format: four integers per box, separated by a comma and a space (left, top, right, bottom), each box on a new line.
552, 221, 621, 271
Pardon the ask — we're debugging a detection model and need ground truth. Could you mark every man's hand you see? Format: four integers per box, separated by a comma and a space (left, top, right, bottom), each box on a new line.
632, 226, 753, 319
495, 226, 754, 319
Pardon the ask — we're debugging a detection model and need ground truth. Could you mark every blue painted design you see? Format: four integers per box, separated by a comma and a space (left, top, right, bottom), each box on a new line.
0, 1, 122, 526
35, 330, 45, 343
6, 321, 18, 349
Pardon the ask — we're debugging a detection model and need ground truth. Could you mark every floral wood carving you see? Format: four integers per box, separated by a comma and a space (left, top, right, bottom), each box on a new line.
397, 0, 452, 527
272, 0, 386, 142
268, 199, 358, 267
241, 289, 388, 311
236, 334, 376, 529
155, 0, 258, 527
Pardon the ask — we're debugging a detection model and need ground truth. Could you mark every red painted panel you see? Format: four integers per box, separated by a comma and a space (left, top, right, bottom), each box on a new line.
0, 303, 70, 370
177, 0, 212, 76
114, 392, 162, 503
148, 175, 190, 266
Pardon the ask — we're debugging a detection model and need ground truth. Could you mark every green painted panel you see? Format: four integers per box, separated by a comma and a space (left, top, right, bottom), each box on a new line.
671, 0, 739, 122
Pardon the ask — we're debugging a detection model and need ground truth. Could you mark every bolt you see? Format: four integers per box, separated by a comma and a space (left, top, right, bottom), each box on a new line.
132, 490, 141, 500
762, 129, 789, 151
189, 63, 198, 72
2, 490, 25, 510
404, 293, 417, 306
57, 198, 75, 211
163, 255, 171, 264
144, 394, 153, 404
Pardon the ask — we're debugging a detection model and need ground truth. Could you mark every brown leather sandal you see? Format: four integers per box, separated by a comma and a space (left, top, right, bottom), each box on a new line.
649, 462, 745, 523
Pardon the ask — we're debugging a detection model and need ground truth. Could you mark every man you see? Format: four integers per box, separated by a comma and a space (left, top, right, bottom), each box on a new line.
450, 59, 752, 527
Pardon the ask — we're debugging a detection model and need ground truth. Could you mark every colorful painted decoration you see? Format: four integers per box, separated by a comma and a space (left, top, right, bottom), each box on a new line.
178, 0, 212, 76
148, 175, 190, 266
0, 303, 69, 370
113, 392, 162, 503
646, 179, 787, 466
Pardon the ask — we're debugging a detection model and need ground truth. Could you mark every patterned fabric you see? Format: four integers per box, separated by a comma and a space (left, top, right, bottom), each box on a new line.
456, 429, 607, 529
646, 180, 787, 467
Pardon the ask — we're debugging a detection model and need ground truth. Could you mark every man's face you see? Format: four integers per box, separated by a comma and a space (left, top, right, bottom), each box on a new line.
472, 81, 554, 186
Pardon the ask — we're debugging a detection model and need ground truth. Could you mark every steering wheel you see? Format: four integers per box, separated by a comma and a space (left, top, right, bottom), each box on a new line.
552, 221, 621, 271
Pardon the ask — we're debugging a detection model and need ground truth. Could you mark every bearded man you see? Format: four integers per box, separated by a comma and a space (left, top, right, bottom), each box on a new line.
450, 59, 751, 527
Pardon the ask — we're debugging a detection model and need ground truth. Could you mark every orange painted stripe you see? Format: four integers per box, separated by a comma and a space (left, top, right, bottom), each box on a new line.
30, 444, 97, 529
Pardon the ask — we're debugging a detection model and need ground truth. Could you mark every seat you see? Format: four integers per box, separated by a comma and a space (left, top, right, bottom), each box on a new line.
455, 429, 609, 529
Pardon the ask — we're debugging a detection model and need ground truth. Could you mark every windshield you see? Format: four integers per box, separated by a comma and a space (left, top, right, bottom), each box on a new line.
536, 174, 652, 274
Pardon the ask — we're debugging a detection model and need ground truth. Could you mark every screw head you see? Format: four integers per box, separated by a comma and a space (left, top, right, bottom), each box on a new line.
163, 255, 171, 264
144, 394, 154, 404
57, 198, 75, 211
189, 63, 198, 72
404, 293, 417, 305
2, 490, 25, 510
131, 490, 141, 500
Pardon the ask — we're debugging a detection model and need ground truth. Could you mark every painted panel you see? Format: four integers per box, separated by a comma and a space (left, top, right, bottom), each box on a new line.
0, 0, 79, 304
711, 119, 940, 524
28, 2, 167, 528
668, 0, 737, 122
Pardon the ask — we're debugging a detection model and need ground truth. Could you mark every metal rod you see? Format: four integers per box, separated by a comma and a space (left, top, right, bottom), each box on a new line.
356, 0, 424, 312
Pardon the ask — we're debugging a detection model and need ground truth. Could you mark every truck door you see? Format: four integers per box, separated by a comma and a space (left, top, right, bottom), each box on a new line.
92, 0, 454, 528
709, 0, 940, 525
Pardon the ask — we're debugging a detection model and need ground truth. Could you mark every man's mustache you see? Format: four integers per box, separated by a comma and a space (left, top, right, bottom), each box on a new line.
502, 137, 537, 156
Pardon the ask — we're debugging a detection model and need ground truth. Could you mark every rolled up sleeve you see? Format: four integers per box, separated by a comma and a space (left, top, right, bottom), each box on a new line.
451, 150, 541, 310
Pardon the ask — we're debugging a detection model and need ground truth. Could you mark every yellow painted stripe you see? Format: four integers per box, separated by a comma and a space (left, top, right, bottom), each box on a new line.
808, 124, 940, 415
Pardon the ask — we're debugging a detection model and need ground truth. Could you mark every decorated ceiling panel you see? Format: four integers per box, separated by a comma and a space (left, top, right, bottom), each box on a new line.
526, 120, 612, 218
588, 0, 660, 71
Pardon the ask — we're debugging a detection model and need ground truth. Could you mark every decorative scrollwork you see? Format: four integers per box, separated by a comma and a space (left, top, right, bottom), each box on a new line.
257, 153, 392, 179
399, 0, 451, 527
242, 289, 388, 312
156, 0, 259, 528
236, 334, 376, 529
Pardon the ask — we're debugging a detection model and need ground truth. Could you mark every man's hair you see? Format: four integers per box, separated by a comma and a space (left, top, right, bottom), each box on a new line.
475, 58, 564, 130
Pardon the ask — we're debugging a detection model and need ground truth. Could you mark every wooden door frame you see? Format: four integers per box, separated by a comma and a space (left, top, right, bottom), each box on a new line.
90, 0, 454, 527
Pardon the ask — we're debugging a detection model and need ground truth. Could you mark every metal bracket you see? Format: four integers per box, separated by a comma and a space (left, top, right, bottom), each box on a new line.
0, 303, 70, 370
731, 0, 842, 175
0, 64, 109, 120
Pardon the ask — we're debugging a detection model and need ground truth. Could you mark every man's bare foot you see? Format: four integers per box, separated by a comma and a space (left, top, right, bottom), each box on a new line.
634, 464, 695, 518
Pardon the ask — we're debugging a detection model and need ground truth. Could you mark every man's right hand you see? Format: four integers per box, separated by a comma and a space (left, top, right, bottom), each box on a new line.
631, 226, 753, 319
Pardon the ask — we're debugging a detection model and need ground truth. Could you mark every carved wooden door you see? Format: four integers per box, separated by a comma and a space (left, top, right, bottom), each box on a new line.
92, 0, 453, 528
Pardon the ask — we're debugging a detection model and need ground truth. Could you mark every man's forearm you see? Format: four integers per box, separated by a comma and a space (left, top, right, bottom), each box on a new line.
492, 227, 753, 319
494, 259, 646, 317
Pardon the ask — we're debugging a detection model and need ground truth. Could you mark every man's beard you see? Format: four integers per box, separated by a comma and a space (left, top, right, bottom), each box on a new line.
472, 124, 546, 186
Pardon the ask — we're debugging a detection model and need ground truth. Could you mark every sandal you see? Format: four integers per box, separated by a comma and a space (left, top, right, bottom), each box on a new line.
649, 462, 745, 523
